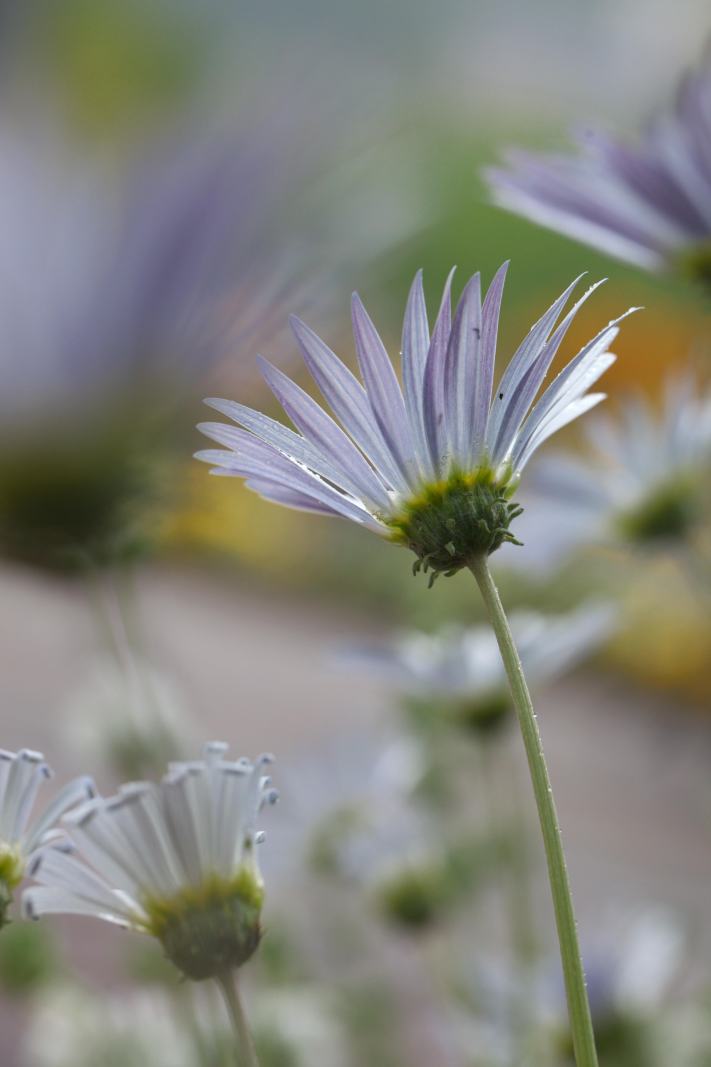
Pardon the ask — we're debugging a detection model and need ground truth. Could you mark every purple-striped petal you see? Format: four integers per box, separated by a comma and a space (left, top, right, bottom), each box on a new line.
475, 261, 508, 458
443, 272, 481, 465
401, 269, 434, 478
514, 304, 639, 469
205, 437, 385, 530
515, 393, 607, 471
244, 479, 346, 517
289, 315, 408, 493
256, 357, 391, 511
199, 405, 360, 490
351, 292, 416, 487
486, 274, 583, 460
422, 267, 456, 471
490, 278, 605, 464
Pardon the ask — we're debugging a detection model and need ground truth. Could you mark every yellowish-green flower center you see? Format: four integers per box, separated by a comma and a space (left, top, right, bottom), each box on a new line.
0, 844, 25, 929
617, 476, 699, 544
144, 867, 264, 981
679, 239, 711, 293
0, 845, 25, 891
386, 468, 523, 585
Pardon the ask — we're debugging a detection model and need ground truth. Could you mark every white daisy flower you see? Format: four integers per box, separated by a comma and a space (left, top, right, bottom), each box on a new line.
342, 603, 615, 730
519, 375, 711, 563
0, 749, 94, 927
23, 743, 278, 981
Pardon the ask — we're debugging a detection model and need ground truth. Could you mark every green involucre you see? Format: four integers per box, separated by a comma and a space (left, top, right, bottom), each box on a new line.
387, 468, 523, 586
144, 867, 264, 981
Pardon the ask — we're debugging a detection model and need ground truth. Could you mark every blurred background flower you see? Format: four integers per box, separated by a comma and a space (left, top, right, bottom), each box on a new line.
506, 373, 711, 566
486, 52, 711, 288
340, 603, 615, 734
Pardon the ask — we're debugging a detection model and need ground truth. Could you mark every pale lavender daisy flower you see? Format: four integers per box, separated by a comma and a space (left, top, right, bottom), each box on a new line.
197, 267, 635, 585
0, 749, 95, 928
514, 374, 711, 564
0, 113, 322, 566
23, 743, 278, 982
486, 53, 711, 284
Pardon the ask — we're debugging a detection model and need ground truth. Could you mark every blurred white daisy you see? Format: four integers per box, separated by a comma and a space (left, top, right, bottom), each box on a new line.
515, 375, 711, 567
0, 749, 94, 928
454, 909, 685, 1067
23, 743, 278, 981
555, 909, 685, 1063
341, 603, 615, 730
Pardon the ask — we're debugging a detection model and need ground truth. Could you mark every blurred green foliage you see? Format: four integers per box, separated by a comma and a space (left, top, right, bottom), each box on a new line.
0, 920, 58, 996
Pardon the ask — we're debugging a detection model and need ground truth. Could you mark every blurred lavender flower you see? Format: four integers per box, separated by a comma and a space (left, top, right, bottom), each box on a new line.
198, 266, 635, 585
513, 375, 711, 567
0, 749, 94, 928
486, 53, 711, 285
341, 603, 615, 733
24, 743, 278, 982
0, 113, 322, 566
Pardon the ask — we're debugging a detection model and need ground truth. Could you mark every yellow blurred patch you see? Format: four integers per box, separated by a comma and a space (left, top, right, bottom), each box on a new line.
607, 555, 711, 705
162, 464, 317, 577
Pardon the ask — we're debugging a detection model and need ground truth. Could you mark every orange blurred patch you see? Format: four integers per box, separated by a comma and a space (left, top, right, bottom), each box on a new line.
525, 283, 709, 404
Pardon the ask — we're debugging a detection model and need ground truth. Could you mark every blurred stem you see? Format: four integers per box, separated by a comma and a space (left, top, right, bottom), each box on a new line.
469, 556, 598, 1067
169, 984, 221, 1067
216, 971, 260, 1067
86, 564, 165, 723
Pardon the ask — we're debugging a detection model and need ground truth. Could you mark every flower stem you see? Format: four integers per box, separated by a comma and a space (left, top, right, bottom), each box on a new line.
216, 972, 260, 1067
468, 555, 598, 1067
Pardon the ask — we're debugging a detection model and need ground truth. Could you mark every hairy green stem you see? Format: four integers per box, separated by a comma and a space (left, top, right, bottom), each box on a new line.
469, 556, 598, 1067
216, 972, 260, 1067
